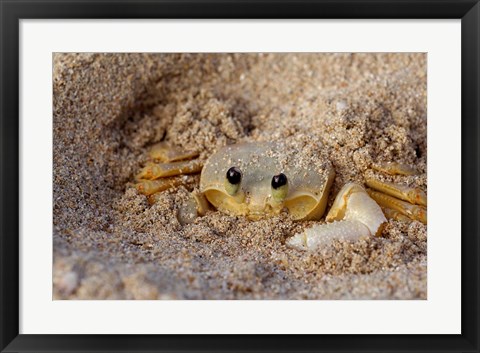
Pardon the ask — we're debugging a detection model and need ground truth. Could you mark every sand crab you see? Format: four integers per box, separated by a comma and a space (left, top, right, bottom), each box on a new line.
134, 141, 427, 250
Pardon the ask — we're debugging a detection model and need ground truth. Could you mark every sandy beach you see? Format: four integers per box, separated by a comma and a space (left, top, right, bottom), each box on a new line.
53, 53, 427, 299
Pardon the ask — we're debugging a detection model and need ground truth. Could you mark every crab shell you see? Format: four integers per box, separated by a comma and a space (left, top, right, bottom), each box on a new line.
199, 142, 335, 220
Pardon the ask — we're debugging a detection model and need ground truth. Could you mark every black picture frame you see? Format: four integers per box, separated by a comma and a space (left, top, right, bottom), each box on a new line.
1, 1, 479, 352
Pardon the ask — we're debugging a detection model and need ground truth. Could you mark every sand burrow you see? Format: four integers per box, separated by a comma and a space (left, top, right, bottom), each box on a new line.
53, 53, 427, 299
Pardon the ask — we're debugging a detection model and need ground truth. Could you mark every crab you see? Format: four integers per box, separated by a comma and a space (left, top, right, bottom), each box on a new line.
134, 141, 427, 250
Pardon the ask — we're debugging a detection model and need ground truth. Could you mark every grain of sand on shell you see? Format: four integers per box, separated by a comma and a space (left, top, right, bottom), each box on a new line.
53, 53, 427, 300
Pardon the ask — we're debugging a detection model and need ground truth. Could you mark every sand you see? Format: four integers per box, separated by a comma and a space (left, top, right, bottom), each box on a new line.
53, 53, 427, 300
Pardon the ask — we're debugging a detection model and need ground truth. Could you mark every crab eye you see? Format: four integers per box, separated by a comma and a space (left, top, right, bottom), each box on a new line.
272, 173, 287, 189
226, 167, 242, 184
225, 167, 242, 195
271, 173, 288, 202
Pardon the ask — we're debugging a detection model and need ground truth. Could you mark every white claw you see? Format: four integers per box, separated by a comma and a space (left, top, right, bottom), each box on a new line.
287, 220, 370, 250
287, 183, 386, 251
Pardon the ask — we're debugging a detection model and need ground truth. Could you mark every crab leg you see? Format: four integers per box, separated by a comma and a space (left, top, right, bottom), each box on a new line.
366, 189, 427, 224
149, 142, 199, 162
136, 176, 186, 196
136, 159, 203, 180
381, 207, 412, 222
372, 162, 418, 176
365, 178, 427, 206
287, 183, 387, 251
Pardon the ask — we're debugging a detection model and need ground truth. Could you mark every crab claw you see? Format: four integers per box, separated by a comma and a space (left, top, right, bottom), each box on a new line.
287, 183, 387, 251
176, 188, 211, 225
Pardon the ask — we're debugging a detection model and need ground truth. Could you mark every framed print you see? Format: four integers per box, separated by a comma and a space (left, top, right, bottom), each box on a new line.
1, 0, 479, 352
